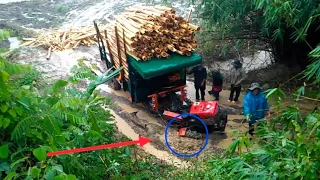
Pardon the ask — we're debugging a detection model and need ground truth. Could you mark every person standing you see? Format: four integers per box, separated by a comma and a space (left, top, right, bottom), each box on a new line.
187, 64, 207, 101
208, 68, 223, 101
229, 60, 246, 103
243, 82, 270, 138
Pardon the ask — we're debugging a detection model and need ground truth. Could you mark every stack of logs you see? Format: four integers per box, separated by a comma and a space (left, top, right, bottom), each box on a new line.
105, 5, 200, 61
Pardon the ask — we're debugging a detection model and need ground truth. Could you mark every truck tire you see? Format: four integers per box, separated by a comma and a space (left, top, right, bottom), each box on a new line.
107, 70, 121, 90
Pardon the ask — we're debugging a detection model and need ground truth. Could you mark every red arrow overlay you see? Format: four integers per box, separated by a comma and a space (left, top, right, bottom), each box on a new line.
47, 136, 151, 157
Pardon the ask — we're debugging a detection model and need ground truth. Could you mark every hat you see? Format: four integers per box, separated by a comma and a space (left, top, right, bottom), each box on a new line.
248, 82, 262, 91
232, 60, 242, 67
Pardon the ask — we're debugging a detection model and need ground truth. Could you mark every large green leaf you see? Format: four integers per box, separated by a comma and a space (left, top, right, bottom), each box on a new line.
0, 144, 9, 159
29, 167, 41, 178
33, 147, 47, 161
4, 172, 16, 180
53, 174, 76, 180
86, 66, 123, 95
44, 169, 56, 180
10, 157, 29, 169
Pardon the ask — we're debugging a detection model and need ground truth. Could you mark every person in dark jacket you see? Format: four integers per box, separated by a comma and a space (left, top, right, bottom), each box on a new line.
208, 68, 223, 101
187, 64, 207, 101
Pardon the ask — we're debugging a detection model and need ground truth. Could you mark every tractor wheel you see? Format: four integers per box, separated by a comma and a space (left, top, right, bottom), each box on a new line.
107, 70, 121, 90
218, 110, 228, 133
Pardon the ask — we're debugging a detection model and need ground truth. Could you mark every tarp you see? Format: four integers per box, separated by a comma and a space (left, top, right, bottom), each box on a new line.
129, 52, 202, 79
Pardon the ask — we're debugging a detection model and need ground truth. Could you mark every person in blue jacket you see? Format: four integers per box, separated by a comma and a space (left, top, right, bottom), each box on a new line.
243, 82, 270, 137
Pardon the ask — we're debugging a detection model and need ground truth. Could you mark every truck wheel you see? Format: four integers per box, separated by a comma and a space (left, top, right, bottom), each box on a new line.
107, 70, 121, 90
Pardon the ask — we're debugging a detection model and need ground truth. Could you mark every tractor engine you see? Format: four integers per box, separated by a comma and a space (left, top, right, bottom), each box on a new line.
163, 101, 228, 139
189, 101, 227, 131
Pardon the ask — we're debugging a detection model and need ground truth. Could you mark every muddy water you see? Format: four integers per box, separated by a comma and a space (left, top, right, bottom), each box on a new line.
215, 51, 273, 73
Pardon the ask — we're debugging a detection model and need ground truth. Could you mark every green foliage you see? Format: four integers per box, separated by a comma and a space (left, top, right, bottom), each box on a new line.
304, 45, 320, 83
0, 55, 173, 179
0, 29, 10, 41
16, 68, 42, 86
193, 0, 320, 42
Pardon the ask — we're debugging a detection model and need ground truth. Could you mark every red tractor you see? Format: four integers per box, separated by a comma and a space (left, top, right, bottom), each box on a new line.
162, 100, 228, 139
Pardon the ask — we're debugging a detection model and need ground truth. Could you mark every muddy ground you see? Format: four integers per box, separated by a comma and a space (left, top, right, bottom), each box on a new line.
98, 84, 246, 162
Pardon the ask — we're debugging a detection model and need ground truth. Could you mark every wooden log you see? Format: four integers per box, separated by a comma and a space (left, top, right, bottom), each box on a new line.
20, 40, 35, 46
114, 22, 137, 37
115, 16, 141, 33
72, 40, 81, 49
114, 22, 137, 39
122, 29, 128, 64
161, 52, 170, 58
188, 23, 200, 31
104, 30, 115, 66
74, 32, 96, 41
62, 32, 67, 41
22, 38, 36, 41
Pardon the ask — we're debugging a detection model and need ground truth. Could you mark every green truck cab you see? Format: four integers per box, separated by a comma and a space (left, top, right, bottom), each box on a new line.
94, 22, 202, 112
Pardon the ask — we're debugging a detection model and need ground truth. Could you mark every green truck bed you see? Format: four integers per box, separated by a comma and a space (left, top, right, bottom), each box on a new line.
128, 52, 202, 79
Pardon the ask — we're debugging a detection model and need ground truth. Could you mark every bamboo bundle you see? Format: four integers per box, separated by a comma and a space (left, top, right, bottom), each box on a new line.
20, 25, 110, 52
103, 5, 200, 61
20, 5, 200, 64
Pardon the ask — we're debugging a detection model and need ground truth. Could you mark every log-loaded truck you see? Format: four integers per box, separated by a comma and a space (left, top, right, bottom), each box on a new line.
93, 6, 227, 138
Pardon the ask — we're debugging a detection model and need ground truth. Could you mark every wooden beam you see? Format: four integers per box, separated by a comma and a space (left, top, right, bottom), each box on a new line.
104, 30, 115, 67
115, 26, 123, 81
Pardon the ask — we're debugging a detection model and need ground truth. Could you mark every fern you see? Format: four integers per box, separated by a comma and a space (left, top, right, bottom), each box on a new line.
58, 111, 87, 125
52, 97, 84, 111
44, 115, 61, 135
11, 116, 37, 140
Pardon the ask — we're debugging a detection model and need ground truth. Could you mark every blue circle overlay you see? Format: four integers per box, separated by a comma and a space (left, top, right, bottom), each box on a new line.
164, 113, 209, 158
